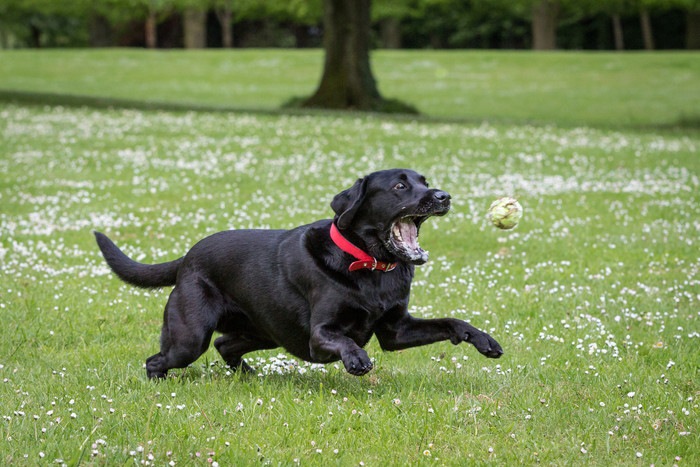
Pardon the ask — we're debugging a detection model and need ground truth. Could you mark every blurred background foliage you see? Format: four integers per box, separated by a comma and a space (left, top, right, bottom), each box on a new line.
0, 0, 698, 50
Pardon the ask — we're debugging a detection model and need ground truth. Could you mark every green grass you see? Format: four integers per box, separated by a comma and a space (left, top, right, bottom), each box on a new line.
0, 49, 699, 128
1, 50, 699, 465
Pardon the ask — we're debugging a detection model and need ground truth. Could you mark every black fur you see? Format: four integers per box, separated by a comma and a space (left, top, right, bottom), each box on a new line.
95, 169, 503, 379
94, 233, 182, 288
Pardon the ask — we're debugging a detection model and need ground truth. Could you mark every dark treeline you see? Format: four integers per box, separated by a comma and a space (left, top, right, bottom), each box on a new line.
0, 0, 697, 50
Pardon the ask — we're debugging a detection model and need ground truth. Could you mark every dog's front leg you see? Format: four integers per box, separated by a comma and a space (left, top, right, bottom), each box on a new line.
309, 325, 373, 376
375, 307, 503, 358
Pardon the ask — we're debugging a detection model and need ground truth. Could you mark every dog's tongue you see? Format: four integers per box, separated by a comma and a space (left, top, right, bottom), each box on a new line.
397, 219, 419, 249
390, 218, 429, 264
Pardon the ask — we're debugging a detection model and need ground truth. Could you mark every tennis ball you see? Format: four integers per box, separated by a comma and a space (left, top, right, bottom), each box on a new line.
488, 197, 522, 230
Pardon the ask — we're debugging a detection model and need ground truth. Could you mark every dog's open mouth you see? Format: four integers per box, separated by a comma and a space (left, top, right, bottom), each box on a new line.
387, 215, 431, 264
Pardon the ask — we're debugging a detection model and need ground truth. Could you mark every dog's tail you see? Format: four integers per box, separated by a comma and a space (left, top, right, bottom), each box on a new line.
94, 232, 182, 288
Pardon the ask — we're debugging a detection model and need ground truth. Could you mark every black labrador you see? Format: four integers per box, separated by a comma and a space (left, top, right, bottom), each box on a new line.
95, 169, 503, 378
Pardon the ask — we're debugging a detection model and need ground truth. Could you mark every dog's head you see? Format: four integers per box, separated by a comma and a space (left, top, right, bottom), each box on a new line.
331, 169, 450, 265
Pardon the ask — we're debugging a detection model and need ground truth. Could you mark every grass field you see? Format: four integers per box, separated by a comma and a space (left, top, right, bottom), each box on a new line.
1, 50, 699, 465
1, 49, 699, 128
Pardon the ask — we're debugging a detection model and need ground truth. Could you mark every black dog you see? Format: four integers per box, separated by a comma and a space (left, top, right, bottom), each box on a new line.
95, 169, 503, 378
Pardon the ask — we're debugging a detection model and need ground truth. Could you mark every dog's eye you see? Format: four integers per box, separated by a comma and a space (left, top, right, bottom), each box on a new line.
393, 182, 407, 190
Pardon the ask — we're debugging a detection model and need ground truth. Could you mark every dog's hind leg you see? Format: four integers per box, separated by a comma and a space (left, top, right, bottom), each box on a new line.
214, 333, 276, 374
145, 281, 218, 379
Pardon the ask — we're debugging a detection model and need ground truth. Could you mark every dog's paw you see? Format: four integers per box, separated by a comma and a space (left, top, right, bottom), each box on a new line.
466, 332, 504, 359
342, 349, 373, 376
146, 354, 169, 379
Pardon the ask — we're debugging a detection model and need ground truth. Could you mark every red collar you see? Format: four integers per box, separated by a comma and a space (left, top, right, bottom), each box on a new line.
330, 223, 397, 272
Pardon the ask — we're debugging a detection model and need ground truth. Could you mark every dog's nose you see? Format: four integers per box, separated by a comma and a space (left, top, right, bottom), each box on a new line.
433, 190, 451, 202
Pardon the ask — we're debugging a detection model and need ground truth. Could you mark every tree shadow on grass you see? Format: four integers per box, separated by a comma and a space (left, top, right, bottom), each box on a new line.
282, 95, 419, 115
3, 88, 697, 132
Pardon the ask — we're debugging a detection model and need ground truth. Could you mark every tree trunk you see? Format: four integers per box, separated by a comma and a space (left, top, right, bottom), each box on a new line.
30, 24, 42, 48
90, 14, 113, 47
380, 17, 401, 49
532, 0, 559, 50
216, 5, 234, 48
145, 10, 157, 48
639, 9, 654, 50
183, 8, 207, 48
303, 0, 381, 110
688, 10, 700, 49
611, 14, 624, 51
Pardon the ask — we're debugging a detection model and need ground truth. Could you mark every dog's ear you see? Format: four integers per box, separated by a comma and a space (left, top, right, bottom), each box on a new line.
331, 177, 368, 230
